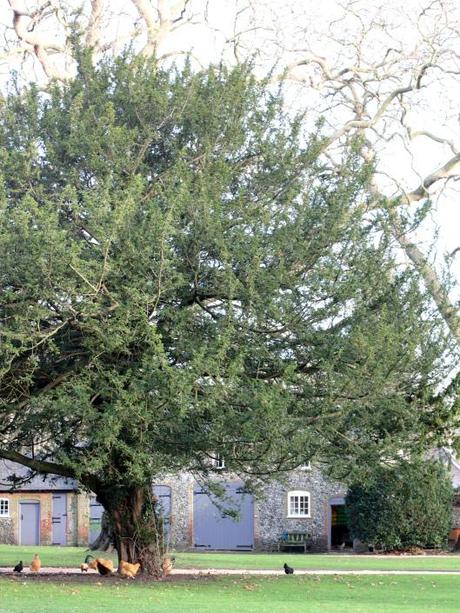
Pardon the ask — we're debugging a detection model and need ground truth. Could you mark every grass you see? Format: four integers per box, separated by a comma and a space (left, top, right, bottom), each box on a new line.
1, 574, 460, 612
174, 551, 460, 571
2, 545, 460, 571
0, 545, 115, 569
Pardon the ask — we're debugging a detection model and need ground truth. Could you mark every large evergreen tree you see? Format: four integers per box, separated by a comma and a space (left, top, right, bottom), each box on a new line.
0, 54, 454, 575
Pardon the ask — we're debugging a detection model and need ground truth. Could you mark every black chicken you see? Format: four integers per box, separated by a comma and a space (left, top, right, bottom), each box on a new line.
283, 563, 294, 574
96, 560, 113, 576
13, 561, 23, 573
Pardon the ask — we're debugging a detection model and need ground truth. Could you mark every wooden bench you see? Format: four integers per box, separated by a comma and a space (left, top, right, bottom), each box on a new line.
278, 531, 312, 553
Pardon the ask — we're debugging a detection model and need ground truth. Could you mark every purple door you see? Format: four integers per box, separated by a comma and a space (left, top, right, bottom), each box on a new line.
193, 482, 254, 550
52, 494, 67, 545
20, 501, 40, 545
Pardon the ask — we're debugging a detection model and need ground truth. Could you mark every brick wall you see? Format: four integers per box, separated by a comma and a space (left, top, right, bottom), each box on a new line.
1, 472, 346, 551
0, 491, 87, 546
0, 492, 52, 545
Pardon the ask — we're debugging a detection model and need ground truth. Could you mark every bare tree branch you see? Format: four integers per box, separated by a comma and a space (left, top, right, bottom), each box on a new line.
403, 152, 460, 203
86, 0, 105, 49
8, 0, 71, 80
392, 212, 460, 343
131, 0, 191, 57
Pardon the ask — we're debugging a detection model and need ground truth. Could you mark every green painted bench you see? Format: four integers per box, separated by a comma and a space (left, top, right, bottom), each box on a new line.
278, 531, 312, 553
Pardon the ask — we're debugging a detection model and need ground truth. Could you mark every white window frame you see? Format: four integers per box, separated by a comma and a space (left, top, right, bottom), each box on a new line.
287, 490, 311, 518
0, 498, 10, 518
210, 453, 225, 470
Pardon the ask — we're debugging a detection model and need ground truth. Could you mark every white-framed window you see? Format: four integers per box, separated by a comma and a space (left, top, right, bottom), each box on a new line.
287, 490, 310, 518
300, 462, 311, 470
210, 453, 225, 469
0, 498, 10, 518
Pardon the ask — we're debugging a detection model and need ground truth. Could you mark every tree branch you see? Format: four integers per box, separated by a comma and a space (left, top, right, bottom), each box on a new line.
86, 0, 105, 50
392, 212, 460, 343
402, 152, 460, 204
8, 0, 71, 81
0, 449, 75, 479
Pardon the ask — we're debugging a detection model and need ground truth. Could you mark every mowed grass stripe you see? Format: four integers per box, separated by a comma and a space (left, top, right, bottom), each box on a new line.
174, 551, 460, 571
2, 545, 460, 572
1, 575, 460, 612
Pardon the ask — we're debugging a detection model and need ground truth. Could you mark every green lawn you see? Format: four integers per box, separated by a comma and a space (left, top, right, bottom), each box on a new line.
175, 551, 460, 571
1, 575, 460, 612
2, 545, 460, 572
0, 545, 115, 569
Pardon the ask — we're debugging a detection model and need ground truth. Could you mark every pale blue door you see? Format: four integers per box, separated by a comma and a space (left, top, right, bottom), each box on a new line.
52, 494, 67, 545
193, 483, 254, 550
20, 502, 40, 545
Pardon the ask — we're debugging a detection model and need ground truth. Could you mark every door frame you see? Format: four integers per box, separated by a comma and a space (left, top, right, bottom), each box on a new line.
89, 495, 104, 545
52, 493, 68, 545
153, 484, 172, 546
19, 500, 41, 546
327, 496, 346, 550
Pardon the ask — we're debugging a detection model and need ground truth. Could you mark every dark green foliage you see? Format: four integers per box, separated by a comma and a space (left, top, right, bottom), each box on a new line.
0, 53, 455, 569
346, 460, 453, 550
0, 55, 453, 483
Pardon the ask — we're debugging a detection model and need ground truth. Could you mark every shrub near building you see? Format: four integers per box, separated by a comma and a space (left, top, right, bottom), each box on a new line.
346, 460, 453, 551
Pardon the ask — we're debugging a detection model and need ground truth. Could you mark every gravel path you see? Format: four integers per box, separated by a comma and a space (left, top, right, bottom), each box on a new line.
2, 567, 460, 576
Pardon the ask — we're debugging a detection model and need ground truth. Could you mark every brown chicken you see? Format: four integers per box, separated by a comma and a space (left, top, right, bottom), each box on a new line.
30, 554, 41, 572
120, 560, 141, 579
88, 558, 98, 570
161, 556, 175, 576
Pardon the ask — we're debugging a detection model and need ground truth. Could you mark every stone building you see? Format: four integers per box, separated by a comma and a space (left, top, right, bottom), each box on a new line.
1, 459, 347, 551
3, 451, 459, 551
156, 466, 347, 552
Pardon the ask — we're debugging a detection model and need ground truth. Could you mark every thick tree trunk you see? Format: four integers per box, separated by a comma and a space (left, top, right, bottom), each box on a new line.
95, 484, 165, 578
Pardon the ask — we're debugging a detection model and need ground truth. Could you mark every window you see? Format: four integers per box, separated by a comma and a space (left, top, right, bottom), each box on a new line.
210, 453, 225, 469
287, 491, 310, 518
0, 498, 9, 517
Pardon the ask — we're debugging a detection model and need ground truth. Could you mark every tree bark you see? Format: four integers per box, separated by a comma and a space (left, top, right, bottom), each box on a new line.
392, 212, 460, 345
95, 484, 165, 578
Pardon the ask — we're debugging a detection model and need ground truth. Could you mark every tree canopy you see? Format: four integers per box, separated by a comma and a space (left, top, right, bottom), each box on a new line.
3, 1, 460, 348
0, 55, 455, 573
